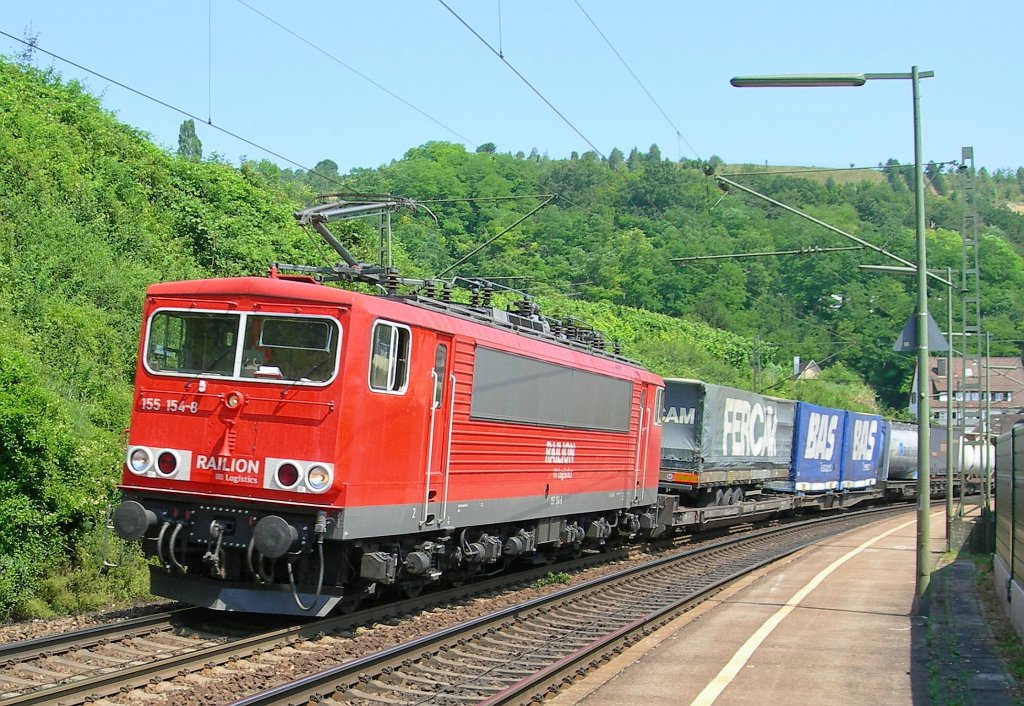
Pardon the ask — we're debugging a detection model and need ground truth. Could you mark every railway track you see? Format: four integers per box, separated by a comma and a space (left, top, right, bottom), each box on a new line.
0, 545, 635, 705
0, 606, 298, 706
0, 506, 907, 705
227, 506, 910, 706
0, 606, 195, 663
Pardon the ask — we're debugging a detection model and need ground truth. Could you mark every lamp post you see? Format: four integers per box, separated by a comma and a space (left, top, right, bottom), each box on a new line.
732, 68, 935, 607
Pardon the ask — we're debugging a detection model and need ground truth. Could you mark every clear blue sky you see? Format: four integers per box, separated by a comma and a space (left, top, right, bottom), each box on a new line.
3, 1, 1021, 175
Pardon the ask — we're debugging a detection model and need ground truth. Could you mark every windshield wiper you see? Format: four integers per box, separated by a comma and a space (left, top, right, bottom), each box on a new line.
279, 357, 332, 397
196, 346, 235, 376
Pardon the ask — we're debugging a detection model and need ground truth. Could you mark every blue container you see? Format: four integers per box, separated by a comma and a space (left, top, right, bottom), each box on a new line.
841, 412, 884, 489
875, 420, 892, 484
789, 402, 845, 492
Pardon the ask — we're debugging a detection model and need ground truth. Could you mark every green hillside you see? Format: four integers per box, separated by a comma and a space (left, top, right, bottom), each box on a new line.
2, 58, 1023, 618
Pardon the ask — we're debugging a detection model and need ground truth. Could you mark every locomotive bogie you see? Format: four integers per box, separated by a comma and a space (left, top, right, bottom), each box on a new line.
117, 490, 659, 615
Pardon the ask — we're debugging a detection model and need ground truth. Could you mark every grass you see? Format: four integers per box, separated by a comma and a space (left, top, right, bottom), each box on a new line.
9, 524, 152, 621
530, 571, 572, 589
925, 543, 1024, 706
972, 555, 1024, 704
926, 564, 971, 706
723, 163, 887, 186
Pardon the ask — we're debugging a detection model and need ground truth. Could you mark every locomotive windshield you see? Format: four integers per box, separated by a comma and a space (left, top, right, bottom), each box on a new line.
145, 310, 340, 384
147, 312, 237, 376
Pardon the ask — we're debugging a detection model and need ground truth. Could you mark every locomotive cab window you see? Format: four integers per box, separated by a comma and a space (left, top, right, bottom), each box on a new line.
433, 344, 448, 408
653, 387, 664, 426
147, 311, 238, 376
369, 321, 411, 393
241, 315, 339, 383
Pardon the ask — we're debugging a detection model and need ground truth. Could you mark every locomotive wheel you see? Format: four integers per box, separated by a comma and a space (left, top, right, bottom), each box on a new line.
401, 580, 426, 599
338, 595, 364, 614
445, 570, 469, 588
536, 550, 557, 565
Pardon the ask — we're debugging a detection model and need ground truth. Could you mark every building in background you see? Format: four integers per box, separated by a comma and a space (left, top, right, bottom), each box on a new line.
793, 357, 821, 380
915, 356, 1024, 435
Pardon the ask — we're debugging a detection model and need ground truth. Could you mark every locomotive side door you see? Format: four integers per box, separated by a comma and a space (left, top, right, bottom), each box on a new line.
422, 335, 454, 527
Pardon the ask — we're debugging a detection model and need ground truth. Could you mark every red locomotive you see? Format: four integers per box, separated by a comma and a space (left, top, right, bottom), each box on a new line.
111, 198, 665, 615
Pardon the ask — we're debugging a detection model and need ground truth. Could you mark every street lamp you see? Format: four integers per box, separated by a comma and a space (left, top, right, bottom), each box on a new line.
732, 67, 935, 608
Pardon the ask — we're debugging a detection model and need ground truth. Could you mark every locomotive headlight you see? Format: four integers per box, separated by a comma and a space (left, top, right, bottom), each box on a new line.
128, 447, 152, 475
305, 464, 333, 492
225, 392, 243, 409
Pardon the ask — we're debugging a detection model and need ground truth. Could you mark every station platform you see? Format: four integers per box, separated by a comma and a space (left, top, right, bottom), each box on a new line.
550, 507, 1018, 706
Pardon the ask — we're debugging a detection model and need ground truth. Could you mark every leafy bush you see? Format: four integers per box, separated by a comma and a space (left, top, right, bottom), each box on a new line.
0, 59, 321, 619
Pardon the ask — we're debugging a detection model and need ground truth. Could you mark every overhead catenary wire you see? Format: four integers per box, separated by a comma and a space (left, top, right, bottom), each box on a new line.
691, 179, 918, 358
722, 160, 959, 177
433, 195, 556, 279
761, 342, 860, 392
0, 29, 350, 191
1, 31, 566, 277
436, 0, 605, 159
417, 194, 554, 203
700, 178, 956, 383
672, 245, 864, 264
721, 159, 960, 201
572, 0, 700, 162
234, 0, 477, 149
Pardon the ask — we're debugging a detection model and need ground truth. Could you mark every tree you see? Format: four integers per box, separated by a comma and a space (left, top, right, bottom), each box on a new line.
608, 148, 625, 171
308, 159, 340, 193
648, 144, 662, 162
177, 119, 202, 162
884, 158, 907, 193
475, 142, 497, 154
925, 161, 947, 196
16, 24, 39, 66
627, 147, 642, 169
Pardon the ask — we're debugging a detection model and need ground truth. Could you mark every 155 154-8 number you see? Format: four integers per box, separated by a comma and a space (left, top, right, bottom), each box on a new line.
140, 397, 199, 414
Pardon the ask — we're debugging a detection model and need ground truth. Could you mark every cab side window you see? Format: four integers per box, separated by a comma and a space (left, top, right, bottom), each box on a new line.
369, 321, 411, 393
433, 344, 448, 408
653, 387, 664, 426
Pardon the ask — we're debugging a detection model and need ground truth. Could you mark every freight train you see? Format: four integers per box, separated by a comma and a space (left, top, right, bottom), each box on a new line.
658, 379, 990, 512
109, 198, 991, 616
